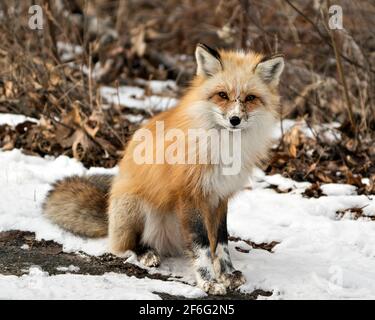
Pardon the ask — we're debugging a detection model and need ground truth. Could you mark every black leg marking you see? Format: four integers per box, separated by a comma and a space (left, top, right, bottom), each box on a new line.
134, 243, 153, 256
197, 267, 211, 281
190, 214, 210, 249
217, 214, 229, 245
214, 215, 235, 275
135, 244, 160, 268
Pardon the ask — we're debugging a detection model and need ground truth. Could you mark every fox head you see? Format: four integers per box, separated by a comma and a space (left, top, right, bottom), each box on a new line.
191, 43, 284, 131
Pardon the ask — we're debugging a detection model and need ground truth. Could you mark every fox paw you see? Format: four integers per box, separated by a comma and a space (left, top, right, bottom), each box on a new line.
138, 250, 161, 268
200, 280, 227, 295
218, 270, 246, 290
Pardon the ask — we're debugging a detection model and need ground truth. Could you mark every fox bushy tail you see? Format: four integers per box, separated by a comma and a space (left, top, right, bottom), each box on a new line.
43, 174, 113, 238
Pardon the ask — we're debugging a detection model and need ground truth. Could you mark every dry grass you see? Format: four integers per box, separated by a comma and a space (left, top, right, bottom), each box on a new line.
0, 0, 374, 181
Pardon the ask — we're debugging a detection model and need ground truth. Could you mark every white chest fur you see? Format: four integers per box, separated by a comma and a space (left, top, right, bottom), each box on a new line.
201, 113, 275, 200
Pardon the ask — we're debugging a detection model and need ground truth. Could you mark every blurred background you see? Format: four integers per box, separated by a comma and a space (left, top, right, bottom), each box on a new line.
0, 0, 374, 194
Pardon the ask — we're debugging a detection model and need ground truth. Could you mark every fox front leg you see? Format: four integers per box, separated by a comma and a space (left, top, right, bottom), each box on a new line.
177, 203, 227, 295
213, 201, 246, 290
190, 214, 228, 295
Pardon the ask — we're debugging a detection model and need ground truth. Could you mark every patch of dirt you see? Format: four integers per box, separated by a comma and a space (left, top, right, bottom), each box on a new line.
155, 289, 273, 300
0, 230, 272, 300
0, 230, 168, 279
265, 184, 292, 194
228, 236, 280, 253
302, 183, 325, 198
336, 206, 375, 221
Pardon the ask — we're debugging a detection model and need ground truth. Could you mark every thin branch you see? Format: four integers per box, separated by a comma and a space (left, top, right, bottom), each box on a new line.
321, 3, 356, 134
284, 0, 375, 74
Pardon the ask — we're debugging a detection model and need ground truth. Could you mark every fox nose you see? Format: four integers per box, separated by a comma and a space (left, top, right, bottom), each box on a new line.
229, 116, 241, 126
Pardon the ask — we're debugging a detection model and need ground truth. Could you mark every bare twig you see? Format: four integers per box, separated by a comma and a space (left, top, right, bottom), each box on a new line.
321, 2, 356, 135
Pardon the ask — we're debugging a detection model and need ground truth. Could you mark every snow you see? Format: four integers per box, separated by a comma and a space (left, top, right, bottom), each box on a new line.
57, 42, 83, 62
253, 170, 311, 193
0, 113, 375, 300
0, 113, 39, 126
272, 118, 341, 142
56, 265, 80, 273
100, 86, 178, 112
125, 114, 146, 124
134, 79, 178, 94
363, 203, 375, 217
321, 184, 357, 196
0, 267, 203, 300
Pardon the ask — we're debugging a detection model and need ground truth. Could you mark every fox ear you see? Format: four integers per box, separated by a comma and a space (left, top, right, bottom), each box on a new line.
255, 55, 284, 86
195, 43, 222, 77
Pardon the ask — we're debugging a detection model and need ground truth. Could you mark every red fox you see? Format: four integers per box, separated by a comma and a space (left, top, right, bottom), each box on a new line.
43, 43, 284, 295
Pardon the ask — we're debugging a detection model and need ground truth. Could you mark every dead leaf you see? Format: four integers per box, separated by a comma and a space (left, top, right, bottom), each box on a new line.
62, 101, 82, 127
131, 26, 146, 57
315, 170, 333, 183
49, 72, 61, 87
72, 129, 91, 160
4, 81, 14, 98
284, 125, 301, 158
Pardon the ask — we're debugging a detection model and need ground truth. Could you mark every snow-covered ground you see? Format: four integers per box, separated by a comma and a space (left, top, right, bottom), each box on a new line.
0, 113, 375, 300
100, 84, 178, 113
0, 114, 39, 126
1, 266, 202, 300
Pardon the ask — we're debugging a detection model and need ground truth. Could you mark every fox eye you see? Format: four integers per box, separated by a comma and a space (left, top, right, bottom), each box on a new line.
218, 91, 229, 100
245, 94, 257, 102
